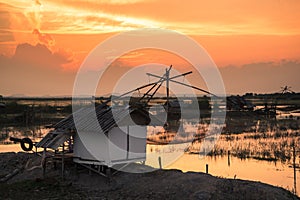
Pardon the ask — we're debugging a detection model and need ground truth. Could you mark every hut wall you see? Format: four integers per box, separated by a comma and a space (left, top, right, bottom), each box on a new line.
73, 130, 109, 164
109, 126, 147, 163
73, 125, 147, 166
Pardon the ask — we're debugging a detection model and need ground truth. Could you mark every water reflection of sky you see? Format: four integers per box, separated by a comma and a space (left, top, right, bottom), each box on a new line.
0, 109, 299, 195
164, 154, 299, 195
145, 140, 299, 194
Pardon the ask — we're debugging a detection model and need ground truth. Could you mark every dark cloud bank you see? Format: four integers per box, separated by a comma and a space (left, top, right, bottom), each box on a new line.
0, 43, 76, 96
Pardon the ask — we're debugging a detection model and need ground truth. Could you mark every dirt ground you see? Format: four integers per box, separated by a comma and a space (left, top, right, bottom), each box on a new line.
0, 152, 299, 200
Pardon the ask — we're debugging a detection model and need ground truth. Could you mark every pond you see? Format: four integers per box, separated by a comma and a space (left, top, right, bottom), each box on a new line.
0, 108, 299, 196
152, 152, 299, 195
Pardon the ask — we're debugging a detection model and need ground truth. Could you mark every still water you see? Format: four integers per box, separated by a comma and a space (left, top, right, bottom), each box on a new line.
1, 119, 299, 196
144, 143, 299, 195
168, 154, 298, 194
1, 142, 298, 195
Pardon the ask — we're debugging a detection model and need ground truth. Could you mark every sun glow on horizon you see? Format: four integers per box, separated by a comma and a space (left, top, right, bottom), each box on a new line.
1, 0, 300, 95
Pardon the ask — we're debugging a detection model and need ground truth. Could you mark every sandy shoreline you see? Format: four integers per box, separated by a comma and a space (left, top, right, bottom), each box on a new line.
0, 152, 299, 200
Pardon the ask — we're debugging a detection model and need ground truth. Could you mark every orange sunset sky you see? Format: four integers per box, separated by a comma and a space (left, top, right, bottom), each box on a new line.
0, 0, 300, 96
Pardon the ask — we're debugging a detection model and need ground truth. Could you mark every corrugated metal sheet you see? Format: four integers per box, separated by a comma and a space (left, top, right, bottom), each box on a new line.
36, 105, 152, 149
53, 105, 149, 133
35, 130, 72, 149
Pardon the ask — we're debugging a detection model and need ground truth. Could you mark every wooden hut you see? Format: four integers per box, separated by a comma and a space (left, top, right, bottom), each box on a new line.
36, 104, 151, 172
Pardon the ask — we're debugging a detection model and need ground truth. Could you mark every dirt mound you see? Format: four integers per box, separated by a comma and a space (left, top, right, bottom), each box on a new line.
0, 152, 299, 200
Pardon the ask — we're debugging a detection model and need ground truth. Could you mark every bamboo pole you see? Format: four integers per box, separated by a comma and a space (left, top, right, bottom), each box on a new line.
62, 143, 65, 180
293, 143, 297, 195
158, 156, 162, 169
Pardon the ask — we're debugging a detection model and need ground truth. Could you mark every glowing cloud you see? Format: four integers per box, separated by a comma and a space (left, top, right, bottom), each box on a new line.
32, 29, 55, 47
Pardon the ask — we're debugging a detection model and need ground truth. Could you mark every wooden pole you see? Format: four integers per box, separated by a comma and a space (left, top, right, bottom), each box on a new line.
293, 143, 297, 195
228, 150, 231, 167
106, 167, 111, 179
158, 156, 162, 169
166, 68, 170, 109
62, 143, 65, 180
126, 125, 129, 160
42, 148, 46, 178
